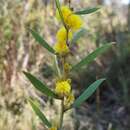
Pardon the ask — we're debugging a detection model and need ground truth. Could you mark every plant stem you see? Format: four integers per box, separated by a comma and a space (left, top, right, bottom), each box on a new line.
55, 1, 71, 129
96, 88, 100, 113
66, 28, 70, 47
55, 0, 68, 30
59, 100, 64, 130
68, 0, 71, 8
54, 55, 61, 78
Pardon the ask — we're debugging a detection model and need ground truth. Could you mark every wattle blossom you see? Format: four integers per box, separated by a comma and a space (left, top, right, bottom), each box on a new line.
53, 41, 69, 54
55, 80, 71, 96
56, 6, 83, 31
56, 27, 72, 42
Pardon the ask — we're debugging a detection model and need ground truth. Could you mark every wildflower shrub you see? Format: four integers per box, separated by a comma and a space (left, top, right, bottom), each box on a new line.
23, 0, 114, 130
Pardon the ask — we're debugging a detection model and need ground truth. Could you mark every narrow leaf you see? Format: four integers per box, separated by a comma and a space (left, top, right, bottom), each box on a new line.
55, 0, 67, 28
73, 78, 105, 107
75, 7, 100, 15
29, 99, 52, 128
23, 71, 57, 98
71, 43, 113, 71
71, 28, 87, 45
30, 29, 55, 54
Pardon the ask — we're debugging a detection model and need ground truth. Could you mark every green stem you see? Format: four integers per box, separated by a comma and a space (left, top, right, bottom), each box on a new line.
55, 1, 71, 129
66, 28, 69, 46
96, 88, 100, 113
55, 0, 68, 30
59, 100, 64, 130
68, 0, 71, 8
62, 56, 66, 80
54, 55, 61, 78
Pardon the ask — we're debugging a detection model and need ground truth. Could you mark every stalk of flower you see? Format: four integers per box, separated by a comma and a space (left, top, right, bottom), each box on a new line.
64, 63, 72, 77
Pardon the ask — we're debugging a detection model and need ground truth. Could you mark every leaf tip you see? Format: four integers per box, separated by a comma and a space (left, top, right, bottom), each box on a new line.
22, 71, 28, 77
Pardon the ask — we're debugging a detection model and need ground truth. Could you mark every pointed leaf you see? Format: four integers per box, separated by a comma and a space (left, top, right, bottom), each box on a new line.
29, 99, 52, 128
23, 71, 57, 98
71, 28, 87, 45
30, 29, 55, 54
75, 7, 100, 15
55, 0, 67, 28
73, 78, 105, 107
71, 43, 113, 71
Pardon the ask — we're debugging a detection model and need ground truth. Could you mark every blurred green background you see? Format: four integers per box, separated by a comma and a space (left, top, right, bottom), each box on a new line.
0, 0, 130, 130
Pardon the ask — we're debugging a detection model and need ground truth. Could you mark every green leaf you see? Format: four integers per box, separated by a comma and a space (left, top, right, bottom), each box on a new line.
71, 28, 87, 45
30, 29, 55, 54
23, 71, 57, 98
71, 43, 113, 71
73, 78, 105, 107
29, 99, 52, 128
75, 7, 100, 15
55, 0, 67, 29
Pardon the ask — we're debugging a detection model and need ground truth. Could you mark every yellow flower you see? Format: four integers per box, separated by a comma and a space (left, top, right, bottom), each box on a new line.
64, 92, 75, 108
56, 6, 72, 22
56, 6, 83, 31
49, 127, 57, 130
56, 27, 72, 42
67, 14, 83, 31
55, 80, 71, 96
53, 42, 69, 54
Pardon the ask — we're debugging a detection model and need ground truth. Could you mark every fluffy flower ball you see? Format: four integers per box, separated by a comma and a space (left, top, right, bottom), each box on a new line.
55, 80, 71, 96
53, 41, 69, 54
56, 6, 83, 31
56, 6, 72, 22
56, 27, 72, 42
67, 14, 83, 31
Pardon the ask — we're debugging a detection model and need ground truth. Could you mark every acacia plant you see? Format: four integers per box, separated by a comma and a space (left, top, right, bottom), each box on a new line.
23, 0, 113, 130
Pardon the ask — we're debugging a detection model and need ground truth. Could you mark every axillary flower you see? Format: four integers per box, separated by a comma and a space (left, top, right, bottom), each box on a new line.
56, 6, 83, 31
56, 27, 72, 42
67, 14, 83, 31
56, 6, 72, 22
55, 80, 71, 96
53, 41, 69, 54
54, 27, 71, 54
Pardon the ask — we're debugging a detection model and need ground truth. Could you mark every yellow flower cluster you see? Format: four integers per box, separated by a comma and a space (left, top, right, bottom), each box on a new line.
55, 80, 74, 108
66, 14, 83, 31
54, 6, 83, 54
56, 6, 83, 31
56, 27, 72, 42
53, 27, 72, 54
55, 80, 71, 96
53, 41, 69, 54
56, 6, 72, 22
